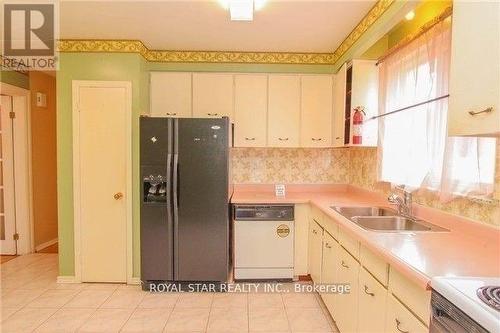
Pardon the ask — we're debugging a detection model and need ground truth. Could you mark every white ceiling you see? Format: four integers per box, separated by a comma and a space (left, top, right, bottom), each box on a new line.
59, 0, 376, 53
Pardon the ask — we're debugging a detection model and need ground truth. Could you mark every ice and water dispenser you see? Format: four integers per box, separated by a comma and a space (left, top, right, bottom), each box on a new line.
143, 174, 167, 203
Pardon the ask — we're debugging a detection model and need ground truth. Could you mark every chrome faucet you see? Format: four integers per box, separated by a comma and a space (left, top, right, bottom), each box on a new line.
388, 186, 413, 218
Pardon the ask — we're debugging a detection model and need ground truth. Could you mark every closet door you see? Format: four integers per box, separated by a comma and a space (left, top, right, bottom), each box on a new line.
150, 72, 192, 118
193, 73, 234, 119
300, 75, 333, 147
268, 75, 300, 147
234, 75, 267, 147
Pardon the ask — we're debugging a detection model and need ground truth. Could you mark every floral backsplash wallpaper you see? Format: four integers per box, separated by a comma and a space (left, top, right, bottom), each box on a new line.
232, 144, 500, 226
232, 148, 349, 184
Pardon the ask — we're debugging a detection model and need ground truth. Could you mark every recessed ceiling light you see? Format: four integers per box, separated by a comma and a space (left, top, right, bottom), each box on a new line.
230, 0, 253, 21
218, 0, 267, 21
405, 10, 415, 21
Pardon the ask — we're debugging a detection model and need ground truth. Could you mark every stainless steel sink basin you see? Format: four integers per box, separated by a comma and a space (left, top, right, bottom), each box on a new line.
331, 206, 397, 219
332, 206, 449, 233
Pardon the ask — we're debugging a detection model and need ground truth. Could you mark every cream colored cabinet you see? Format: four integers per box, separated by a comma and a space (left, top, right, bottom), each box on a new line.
448, 1, 500, 136
357, 268, 388, 333
150, 72, 192, 117
234, 75, 267, 147
308, 219, 323, 283
300, 75, 333, 147
335, 246, 359, 333
333, 64, 347, 147
193, 73, 234, 119
294, 204, 310, 276
320, 231, 338, 316
268, 75, 301, 147
386, 294, 427, 333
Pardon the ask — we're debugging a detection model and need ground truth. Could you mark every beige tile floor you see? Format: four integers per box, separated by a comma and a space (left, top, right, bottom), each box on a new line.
0, 254, 339, 333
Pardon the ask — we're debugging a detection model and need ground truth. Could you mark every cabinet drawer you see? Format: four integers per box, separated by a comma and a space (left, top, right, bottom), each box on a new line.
360, 244, 389, 286
321, 215, 339, 241
310, 205, 323, 226
358, 267, 388, 333
389, 267, 431, 325
338, 228, 360, 260
386, 294, 427, 333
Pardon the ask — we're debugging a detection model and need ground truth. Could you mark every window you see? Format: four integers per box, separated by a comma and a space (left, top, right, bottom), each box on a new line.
378, 18, 496, 199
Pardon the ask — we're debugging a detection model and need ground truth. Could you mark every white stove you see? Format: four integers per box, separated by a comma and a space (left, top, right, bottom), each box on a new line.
431, 276, 500, 333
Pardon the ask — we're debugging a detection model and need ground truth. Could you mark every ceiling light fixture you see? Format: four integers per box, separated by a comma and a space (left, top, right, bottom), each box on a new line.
218, 0, 267, 21
405, 10, 415, 21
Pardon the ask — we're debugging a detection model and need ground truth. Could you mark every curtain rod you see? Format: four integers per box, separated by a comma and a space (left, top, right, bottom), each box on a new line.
367, 94, 449, 121
376, 6, 453, 66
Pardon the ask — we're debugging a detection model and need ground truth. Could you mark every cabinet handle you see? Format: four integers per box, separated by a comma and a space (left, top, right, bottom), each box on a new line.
325, 242, 332, 249
312, 229, 318, 234
341, 260, 349, 269
278, 137, 289, 141
207, 113, 219, 116
335, 137, 341, 140
311, 138, 323, 141
468, 107, 493, 116
395, 319, 409, 333
364, 285, 375, 297
166, 112, 177, 116
245, 137, 256, 141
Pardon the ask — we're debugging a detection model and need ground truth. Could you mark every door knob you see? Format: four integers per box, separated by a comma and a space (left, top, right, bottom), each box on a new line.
114, 192, 124, 200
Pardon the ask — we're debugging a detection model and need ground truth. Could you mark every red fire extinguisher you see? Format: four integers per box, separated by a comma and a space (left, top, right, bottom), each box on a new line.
352, 106, 365, 145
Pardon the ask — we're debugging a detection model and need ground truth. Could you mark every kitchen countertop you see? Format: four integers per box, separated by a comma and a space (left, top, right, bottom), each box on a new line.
231, 184, 500, 290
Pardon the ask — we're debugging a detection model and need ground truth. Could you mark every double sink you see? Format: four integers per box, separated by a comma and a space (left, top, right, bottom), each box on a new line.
332, 206, 449, 232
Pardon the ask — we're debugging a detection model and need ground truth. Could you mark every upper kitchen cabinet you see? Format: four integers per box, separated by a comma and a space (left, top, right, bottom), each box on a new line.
150, 72, 192, 117
234, 75, 268, 147
300, 75, 333, 147
448, 1, 500, 137
268, 75, 301, 147
193, 73, 234, 119
333, 65, 347, 147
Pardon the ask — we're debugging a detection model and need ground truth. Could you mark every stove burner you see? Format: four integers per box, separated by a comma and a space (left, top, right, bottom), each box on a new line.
477, 286, 500, 312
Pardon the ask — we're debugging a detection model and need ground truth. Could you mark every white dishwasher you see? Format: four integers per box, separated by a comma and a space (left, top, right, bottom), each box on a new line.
233, 205, 294, 280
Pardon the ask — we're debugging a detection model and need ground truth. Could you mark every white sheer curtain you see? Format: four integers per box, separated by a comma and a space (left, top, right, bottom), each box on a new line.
378, 18, 496, 200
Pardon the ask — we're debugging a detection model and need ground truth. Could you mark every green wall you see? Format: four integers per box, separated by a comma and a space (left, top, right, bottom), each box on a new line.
56, 53, 334, 277
0, 70, 30, 89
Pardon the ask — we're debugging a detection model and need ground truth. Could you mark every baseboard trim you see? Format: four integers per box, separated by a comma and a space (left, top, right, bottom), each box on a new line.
57, 275, 78, 284
128, 277, 141, 285
35, 238, 58, 252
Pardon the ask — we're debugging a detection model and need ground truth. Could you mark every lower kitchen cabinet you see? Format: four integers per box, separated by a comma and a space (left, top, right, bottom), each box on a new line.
386, 294, 428, 333
308, 219, 323, 283
320, 231, 338, 316
335, 246, 360, 333
357, 267, 388, 333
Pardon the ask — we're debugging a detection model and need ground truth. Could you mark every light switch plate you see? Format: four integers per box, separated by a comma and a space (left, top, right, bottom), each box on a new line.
36, 92, 47, 108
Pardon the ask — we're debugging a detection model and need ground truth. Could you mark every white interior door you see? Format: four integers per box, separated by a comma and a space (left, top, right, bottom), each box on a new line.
0, 96, 17, 255
75, 82, 131, 283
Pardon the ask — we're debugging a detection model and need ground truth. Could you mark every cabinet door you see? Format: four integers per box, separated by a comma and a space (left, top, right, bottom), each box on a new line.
308, 220, 323, 283
150, 72, 192, 117
333, 64, 347, 147
351, 60, 378, 147
385, 294, 427, 333
448, 1, 500, 136
320, 232, 338, 317
335, 246, 359, 333
268, 75, 300, 147
193, 73, 234, 119
300, 75, 333, 147
358, 267, 388, 333
234, 75, 267, 147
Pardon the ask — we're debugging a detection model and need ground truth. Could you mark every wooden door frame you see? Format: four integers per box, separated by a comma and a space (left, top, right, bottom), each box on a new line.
0, 82, 34, 255
72, 80, 133, 284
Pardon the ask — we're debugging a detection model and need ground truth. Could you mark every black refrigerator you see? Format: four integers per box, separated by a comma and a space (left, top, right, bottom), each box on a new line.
140, 116, 232, 288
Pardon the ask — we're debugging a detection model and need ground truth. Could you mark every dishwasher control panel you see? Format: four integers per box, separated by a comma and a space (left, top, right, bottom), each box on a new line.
233, 205, 294, 221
